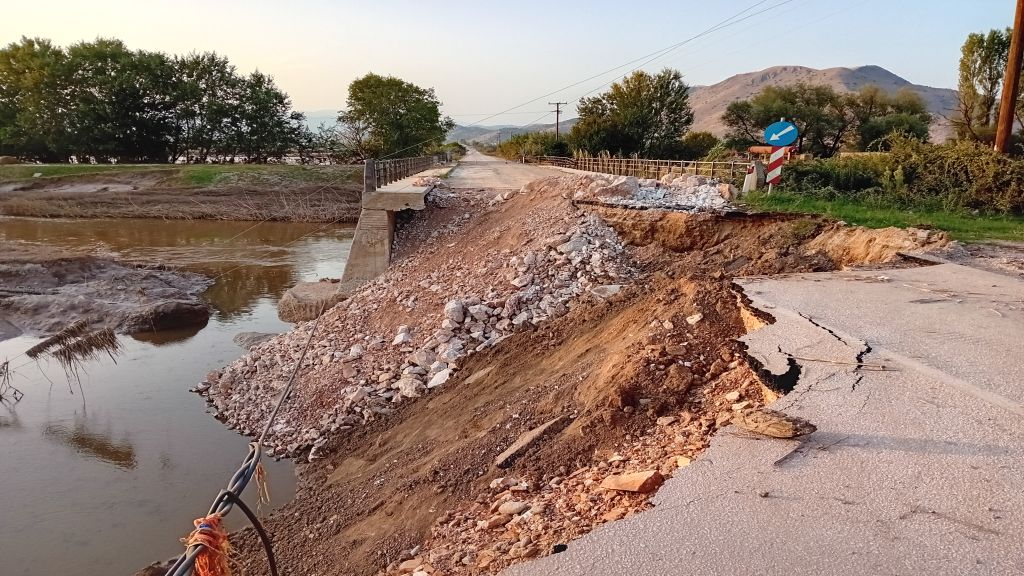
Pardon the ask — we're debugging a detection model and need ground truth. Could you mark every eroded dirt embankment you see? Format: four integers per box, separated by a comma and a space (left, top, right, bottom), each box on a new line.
201, 173, 949, 576
0, 243, 211, 339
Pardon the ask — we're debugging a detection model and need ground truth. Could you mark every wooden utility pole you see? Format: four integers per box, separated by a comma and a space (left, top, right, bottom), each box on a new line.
549, 102, 568, 139
995, 0, 1024, 153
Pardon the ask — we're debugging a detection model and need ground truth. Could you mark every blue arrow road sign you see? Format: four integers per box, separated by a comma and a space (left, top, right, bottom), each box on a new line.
764, 121, 798, 146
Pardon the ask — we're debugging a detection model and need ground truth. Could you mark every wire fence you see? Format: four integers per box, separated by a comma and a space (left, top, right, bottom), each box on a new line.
528, 155, 752, 185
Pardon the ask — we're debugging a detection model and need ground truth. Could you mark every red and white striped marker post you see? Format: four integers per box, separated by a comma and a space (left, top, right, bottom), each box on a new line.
766, 145, 788, 192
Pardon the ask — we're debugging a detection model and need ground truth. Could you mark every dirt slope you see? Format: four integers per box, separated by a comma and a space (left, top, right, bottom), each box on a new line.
200, 174, 949, 576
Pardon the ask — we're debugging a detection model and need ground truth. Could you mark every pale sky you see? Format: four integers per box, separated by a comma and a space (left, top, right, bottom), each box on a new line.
2, 0, 1014, 126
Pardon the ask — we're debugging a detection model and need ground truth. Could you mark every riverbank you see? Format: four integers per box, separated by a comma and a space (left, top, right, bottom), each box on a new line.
195, 172, 961, 576
0, 164, 362, 222
0, 217, 361, 576
0, 241, 211, 340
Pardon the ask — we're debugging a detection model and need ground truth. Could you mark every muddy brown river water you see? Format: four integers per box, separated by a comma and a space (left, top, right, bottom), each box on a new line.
0, 217, 355, 576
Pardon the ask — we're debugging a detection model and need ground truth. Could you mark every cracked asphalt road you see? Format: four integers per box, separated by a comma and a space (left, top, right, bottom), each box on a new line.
507, 261, 1024, 576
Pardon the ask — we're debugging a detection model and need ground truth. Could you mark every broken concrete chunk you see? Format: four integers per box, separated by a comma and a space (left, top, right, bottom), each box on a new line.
686, 313, 704, 325
733, 408, 816, 438
427, 368, 451, 389
497, 501, 529, 516
494, 416, 565, 468
590, 284, 623, 300
599, 470, 665, 493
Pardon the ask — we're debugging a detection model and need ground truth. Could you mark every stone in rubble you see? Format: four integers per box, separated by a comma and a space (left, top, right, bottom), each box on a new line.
511, 274, 533, 288
512, 311, 531, 327
557, 237, 588, 254
410, 348, 436, 368
733, 408, 817, 438
467, 304, 491, 321
392, 332, 413, 345
590, 284, 623, 300
444, 300, 465, 323
599, 470, 664, 493
497, 501, 530, 516
593, 175, 639, 199
427, 369, 451, 389
397, 376, 425, 398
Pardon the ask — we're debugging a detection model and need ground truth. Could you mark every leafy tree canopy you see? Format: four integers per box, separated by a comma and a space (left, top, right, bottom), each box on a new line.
569, 68, 694, 158
722, 83, 930, 157
338, 73, 454, 159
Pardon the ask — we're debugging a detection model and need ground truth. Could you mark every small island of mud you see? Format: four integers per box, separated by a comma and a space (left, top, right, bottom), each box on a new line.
0, 242, 212, 340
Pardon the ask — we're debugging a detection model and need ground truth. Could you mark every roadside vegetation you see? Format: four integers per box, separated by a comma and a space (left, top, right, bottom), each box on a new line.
477, 27, 1024, 243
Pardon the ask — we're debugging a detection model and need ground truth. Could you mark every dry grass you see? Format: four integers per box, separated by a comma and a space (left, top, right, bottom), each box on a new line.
51, 328, 121, 377
26, 319, 89, 359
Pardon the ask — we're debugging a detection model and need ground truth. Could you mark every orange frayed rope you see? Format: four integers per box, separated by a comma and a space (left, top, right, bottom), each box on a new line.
182, 514, 232, 576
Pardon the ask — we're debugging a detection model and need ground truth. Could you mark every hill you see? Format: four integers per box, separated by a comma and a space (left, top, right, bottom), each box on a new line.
689, 65, 958, 143
447, 118, 578, 144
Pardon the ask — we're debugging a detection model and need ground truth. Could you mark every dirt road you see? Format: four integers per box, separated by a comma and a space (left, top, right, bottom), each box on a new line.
446, 150, 562, 189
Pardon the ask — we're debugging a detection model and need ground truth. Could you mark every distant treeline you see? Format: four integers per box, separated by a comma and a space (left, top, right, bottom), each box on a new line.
0, 37, 307, 163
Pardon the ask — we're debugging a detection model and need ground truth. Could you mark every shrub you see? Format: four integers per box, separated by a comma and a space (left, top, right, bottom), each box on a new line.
778, 135, 1024, 215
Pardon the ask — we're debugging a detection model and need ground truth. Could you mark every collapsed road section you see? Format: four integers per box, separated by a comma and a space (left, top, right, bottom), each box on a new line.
191, 169, 968, 576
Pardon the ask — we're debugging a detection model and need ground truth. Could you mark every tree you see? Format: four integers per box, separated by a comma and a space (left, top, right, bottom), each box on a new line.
722, 83, 928, 157
723, 83, 858, 157
569, 68, 693, 158
852, 87, 930, 150
339, 73, 454, 158
233, 71, 302, 163
955, 29, 1011, 139
679, 131, 720, 160
169, 52, 242, 163
61, 39, 177, 162
0, 37, 69, 161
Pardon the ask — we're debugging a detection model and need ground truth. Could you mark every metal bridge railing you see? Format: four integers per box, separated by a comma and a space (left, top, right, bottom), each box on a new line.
529, 155, 751, 185
369, 154, 445, 191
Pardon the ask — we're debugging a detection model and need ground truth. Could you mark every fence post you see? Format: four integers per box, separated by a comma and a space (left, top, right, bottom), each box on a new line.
363, 159, 376, 204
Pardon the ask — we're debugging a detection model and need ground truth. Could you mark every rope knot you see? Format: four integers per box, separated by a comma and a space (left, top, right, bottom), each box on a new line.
183, 513, 232, 576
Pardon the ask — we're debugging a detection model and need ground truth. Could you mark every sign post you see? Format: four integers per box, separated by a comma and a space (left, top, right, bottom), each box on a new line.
763, 120, 799, 193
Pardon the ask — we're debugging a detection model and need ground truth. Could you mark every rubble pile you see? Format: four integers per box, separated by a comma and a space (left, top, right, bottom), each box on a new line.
384, 365, 770, 576
200, 180, 636, 458
570, 172, 735, 211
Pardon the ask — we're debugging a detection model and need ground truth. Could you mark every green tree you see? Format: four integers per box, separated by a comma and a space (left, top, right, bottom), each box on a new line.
0, 37, 69, 161
339, 73, 454, 158
61, 39, 178, 162
722, 83, 927, 157
723, 83, 857, 157
569, 68, 694, 158
169, 52, 242, 162
232, 71, 302, 162
679, 131, 720, 160
955, 28, 1011, 139
852, 86, 930, 150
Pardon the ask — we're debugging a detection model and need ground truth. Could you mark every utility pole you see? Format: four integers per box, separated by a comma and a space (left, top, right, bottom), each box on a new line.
995, 0, 1024, 153
549, 102, 568, 139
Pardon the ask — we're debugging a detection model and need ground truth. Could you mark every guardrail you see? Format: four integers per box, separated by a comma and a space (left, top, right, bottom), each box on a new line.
368, 155, 445, 191
529, 156, 751, 185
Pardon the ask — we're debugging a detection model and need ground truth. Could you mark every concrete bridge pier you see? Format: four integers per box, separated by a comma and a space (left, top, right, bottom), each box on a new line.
278, 157, 443, 322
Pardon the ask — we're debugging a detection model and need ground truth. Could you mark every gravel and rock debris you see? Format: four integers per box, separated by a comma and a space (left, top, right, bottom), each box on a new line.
201, 177, 636, 458
202, 172, 957, 576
